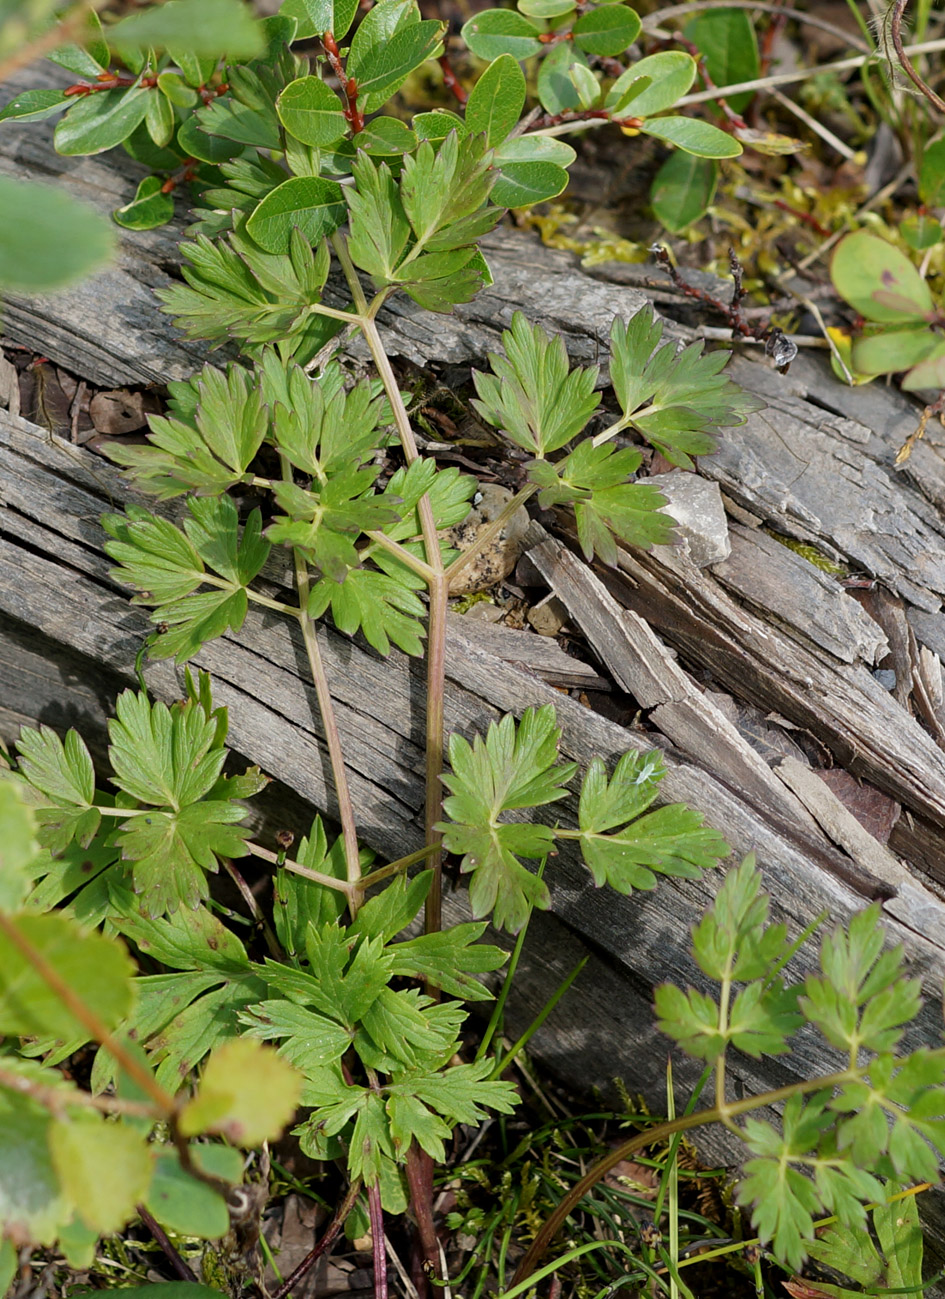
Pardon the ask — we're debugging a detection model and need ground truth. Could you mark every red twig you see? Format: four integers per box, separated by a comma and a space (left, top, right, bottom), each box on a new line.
323, 30, 365, 133
653, 244, 798, 372
271, 1179, 362, 1299
890, 0, 945, 113
369, 1182, 388, 1299
64, 72, 158, 96
438, 53, 467, 104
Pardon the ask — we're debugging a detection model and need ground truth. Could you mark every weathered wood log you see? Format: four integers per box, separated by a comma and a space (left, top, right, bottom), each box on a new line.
5, 57, 945, 1271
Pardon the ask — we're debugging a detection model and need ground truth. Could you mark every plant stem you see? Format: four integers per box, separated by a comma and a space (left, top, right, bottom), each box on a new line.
244, 840, 355, 897
364, 529, 437, 583
405, 1143, 440, 1288
332, 231, 450, 937
441, 484, 539, 590
369, 1181, 389, 1299
271, 1178, 363, 1299
0, 1064, 155, 1119
0, 912, 175, 1114
292, 547, 362, 905
509, 1066, 861, 1288
136, 1203, 198, 1283
359, 842, 439, 890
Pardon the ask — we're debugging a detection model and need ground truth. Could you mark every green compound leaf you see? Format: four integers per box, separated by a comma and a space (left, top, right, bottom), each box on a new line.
113, 175, 175, 231
606, 50, 696, 117
571, 4, 641, 56
105, 689, 254, 915
831, 231, 935, 324
13, 725, 100, 855
465, 53, 526, 148
461, 9, 543, 60
641, 115, 741, 158
308, 565, 427, 656
179, 1038, 302, 1144
437, 705, 577, 932
532, 440, 676, 563
0, 912, 134, 1040
277, 75, 347, 146
54, 85, 153, 156
691, 855, 791, 983
800, 903, 921, 1058
651, 151, 717, 231
280, 0, 359, 40
0, 177, 115, 293
471, 311, 600, 456
609, 306, 761, 468
389, 923, 506, 1002
575, 749, 728, 893
106, 361, 269, 497
246, 175, 347, 253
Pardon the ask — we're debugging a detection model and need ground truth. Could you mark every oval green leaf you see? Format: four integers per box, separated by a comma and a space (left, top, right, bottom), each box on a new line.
684, 8, 759, 113
465, 53, 526, 148
570, 61, 601, 108
143, 1151, 232, 1240
277, 75, 347, 146
108, 0, 264, 59
518, 0, 574, 16
176, 114, 243, 163
245, 175, 346, 252
114, 175, 176, 231
350, 19, 446, 114
651, 150, 717, 231
831, 231, 934, 324
900, 215, 942, 252
919, 138, 945, 208
852, 327, 940, 376
54, 86, 152, 156
413, 108, 468, 142
493, 134, 576, 166
48, 9, 110, 76
157, 71, 199, 108
607, 50, 696, 116
352, 115, 417, 155
280, 0, 359, 40
537, 41, 589, 114
902, 339, 945, 390
492, 159, 569, 207
0, 88, 71, 123
641, 115, 741, 157
0, 176, 115, 292
461, 9, 543, 60
572, 4, 641, 56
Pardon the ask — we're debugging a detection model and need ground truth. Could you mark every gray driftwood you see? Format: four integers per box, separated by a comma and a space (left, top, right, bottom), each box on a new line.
5, 57, 945, 1270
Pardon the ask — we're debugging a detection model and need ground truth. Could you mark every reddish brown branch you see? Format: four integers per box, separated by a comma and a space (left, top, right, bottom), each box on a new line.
890, 0, 945, 113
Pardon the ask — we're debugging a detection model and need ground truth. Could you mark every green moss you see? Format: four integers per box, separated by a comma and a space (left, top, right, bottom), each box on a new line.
764, 528, 849, 575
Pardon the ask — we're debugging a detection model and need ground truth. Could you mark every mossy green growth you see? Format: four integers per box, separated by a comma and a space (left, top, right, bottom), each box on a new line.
764, 528, 848, 576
